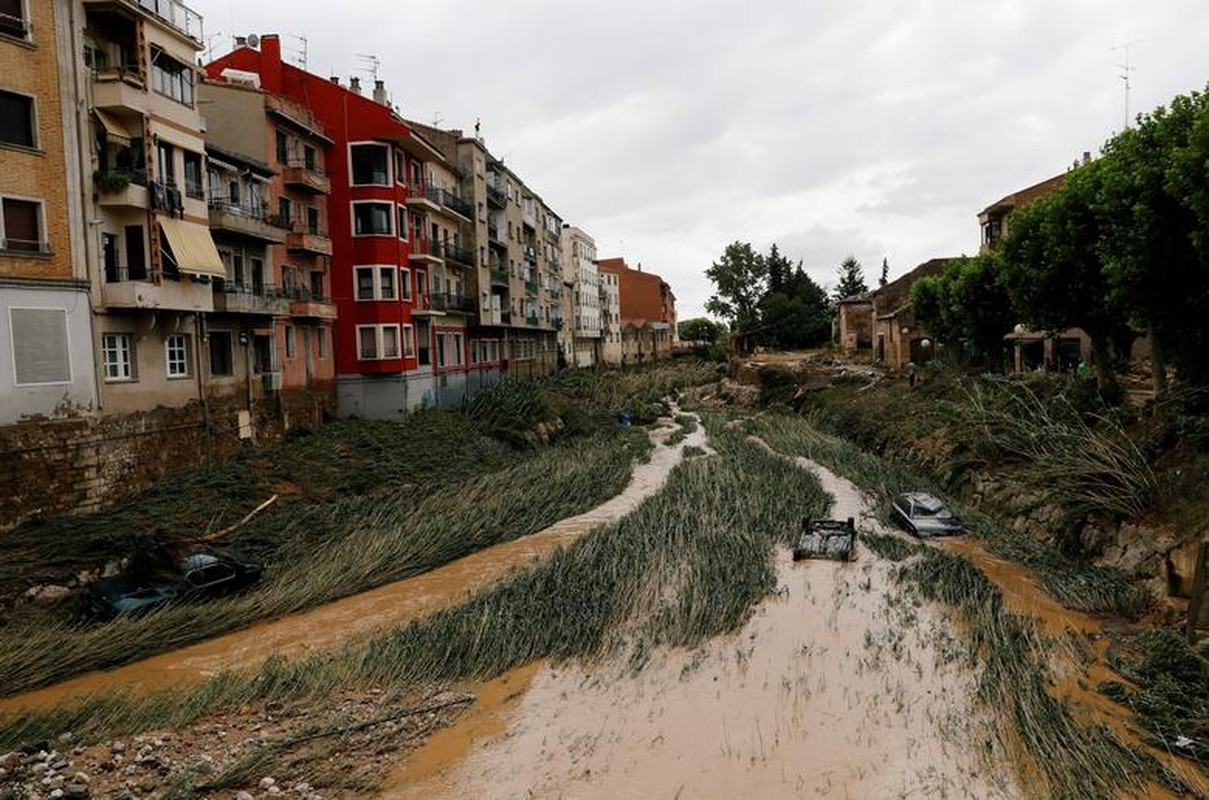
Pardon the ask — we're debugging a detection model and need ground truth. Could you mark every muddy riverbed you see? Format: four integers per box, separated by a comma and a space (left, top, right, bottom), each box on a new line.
382, 457, 1019, 799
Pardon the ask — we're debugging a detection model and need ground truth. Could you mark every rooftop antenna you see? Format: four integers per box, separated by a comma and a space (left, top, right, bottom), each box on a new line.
474, 117, 481, 141
432, 111, 443, 127
1112, 40, 1143, 129
354, 53, 380, 82
202, 31, 224, 62
282, 33, 308, 70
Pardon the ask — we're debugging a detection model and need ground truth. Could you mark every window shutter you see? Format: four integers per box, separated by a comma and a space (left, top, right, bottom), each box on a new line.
11, 308, 71, 384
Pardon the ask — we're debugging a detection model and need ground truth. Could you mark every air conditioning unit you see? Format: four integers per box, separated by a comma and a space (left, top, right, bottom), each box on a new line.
261, 371, 283, 392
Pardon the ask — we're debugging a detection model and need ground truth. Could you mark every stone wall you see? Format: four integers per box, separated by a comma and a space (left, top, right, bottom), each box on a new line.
1, 383, 337, 532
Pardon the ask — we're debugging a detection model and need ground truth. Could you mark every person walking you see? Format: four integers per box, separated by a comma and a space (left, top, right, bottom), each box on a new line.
907, 360, 918, 389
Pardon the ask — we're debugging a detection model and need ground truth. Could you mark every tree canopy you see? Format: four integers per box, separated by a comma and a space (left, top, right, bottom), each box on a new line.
834, 255, 868, 301
678, 317, 724, 344
703, 242, 832, 349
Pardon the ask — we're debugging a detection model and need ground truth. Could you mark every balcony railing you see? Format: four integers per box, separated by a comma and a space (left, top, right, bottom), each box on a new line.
126, 0, 204, 44
435, 292, 475, 314
437, 241, 474, 266
286, 223, 332, 255
103, 264, 150, 282
526, 315, 540, 327
486, 183, 506, 208
525, 280, 539, 295
208, 197, 287, 243
282, 162, 331, 195
489, 269, 509, 287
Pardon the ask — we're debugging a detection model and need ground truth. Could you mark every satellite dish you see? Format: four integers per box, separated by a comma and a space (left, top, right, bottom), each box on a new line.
246, 33, 260, 49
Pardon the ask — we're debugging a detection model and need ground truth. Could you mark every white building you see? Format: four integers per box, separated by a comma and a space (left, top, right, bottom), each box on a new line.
560, 224, 600, 367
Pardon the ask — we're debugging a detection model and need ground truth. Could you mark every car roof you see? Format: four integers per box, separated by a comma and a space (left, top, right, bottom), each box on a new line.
900, 492, 946, 512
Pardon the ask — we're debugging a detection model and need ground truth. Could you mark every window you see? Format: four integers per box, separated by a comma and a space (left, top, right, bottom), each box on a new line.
156, 141, 175, 185
276, 130, 288, 164
394, 149, 405, 184
357, 324, 401, 360
401, 324, 414, 357
350, 143, 390, 185
10, 308, 70, 385
252, 335, 273, 373
396, 205, 408, 240
354, 265, 398, 301
166, 333, 190, 377
436, 332, 446, 368
0, 89, 34, 148
304, 145, 316, 171
209, 331, 233, 376
400, 268, 412, 300
278, 197, 292, 225
307, 206, 320, 235
151, 48, 194, 106
352, 202, 392, 236
183, 151, 203, 199
284, 325, 295, 358
102, 333, 134, 381
0, 0, 29, 39
1, 197, 44, 253
379, 266, 396, 300
316, 327, 327, 358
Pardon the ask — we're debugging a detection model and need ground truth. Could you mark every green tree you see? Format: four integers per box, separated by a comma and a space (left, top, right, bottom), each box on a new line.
834, 255, 868, 301
767, 244, 791, 295
678, 317, 724, 344
879, 257, 890, 288
1000, 163, 1128, 395
705, 241, 767, 332
760, 263, 832, 348
911, 254, 1014, 369
1099, 88, 1209, 391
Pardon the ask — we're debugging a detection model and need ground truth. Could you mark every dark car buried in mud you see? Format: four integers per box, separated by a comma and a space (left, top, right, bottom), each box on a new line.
891, 492, 965, 538
87, 547, 263, 618
792, 517, 857, 561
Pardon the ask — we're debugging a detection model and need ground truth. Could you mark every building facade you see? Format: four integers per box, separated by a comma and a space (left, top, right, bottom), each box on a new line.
0, 0, 95, 423
561, 225, 600, 368
597, 257, 676, 365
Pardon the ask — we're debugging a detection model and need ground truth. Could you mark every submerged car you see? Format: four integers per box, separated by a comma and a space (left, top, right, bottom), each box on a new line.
891, 492, 965, 537
792, 517, 857, 561
87, 546, 263, 618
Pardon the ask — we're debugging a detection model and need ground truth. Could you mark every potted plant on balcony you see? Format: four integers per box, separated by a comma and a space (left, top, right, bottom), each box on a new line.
93, 169, 131, 194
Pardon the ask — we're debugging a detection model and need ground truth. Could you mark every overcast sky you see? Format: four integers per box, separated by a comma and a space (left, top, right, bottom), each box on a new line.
192, 0, 1209, 320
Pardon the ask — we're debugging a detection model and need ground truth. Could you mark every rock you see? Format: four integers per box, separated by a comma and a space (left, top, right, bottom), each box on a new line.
63, 784, 90, 799
25, 584, 72, 602
110, 742, 126, 754
1167, 538, 1203, 597
0, 751, 19, 770
259, 775, 276, 789
72, 771, 90, 784
57, 733, 74, 745
48, 790, 64, 800
31, 762, 49, 775
235, 792, 255, 800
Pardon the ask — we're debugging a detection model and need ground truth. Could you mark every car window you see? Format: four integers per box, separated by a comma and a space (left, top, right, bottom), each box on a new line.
187, 563, 236, 586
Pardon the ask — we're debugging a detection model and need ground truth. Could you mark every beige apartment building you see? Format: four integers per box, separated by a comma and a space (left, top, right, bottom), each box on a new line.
560, 224, 601, 368
599, 264, 622, 366
199, 75, 338, 428
0, 0, 96, 423
67, 0, 224, 416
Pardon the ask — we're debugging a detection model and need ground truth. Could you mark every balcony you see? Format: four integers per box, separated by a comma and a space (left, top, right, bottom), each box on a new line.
437, 293, 475, 314
489, 269, 509, 288
281, 164, 331, 195
101, 268, 214, 312
487, 225, 506, 249
408, 238, 443, 264
95, 170, 149, 208
433, 187, 473, 220
286, 286, 337, 320
286, 224, 332, 256
93, 0, 204, 45
208, 198, 286, 244
91, 68, 149, 118
524, 280, 539, 295
411, 293, 442, 316
526, 315, 540, 327
437, 241, 474, 266
486, 183, 506, 208
405, 183, 441, 214
212, 281, 291, 316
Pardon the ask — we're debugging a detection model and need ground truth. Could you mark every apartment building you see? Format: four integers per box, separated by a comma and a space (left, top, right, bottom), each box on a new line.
597, 257, 676, 365
560, 225, 600, 368
68, 0, 226, 417
404, 122, 563, 382
199, 75, 337, 426
599, 261, 622, 366
0, 0, 96, 423
207, 36, 484, 417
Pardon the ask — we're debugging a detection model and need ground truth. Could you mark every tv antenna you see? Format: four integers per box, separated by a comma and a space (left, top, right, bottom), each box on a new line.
354, 54, 380, 82
1112, 40, 1144, 129
282, 33, 308, 70
432, 111, 443, 127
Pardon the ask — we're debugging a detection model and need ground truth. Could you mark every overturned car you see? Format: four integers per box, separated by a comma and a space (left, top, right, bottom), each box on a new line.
792, 517, 857, 562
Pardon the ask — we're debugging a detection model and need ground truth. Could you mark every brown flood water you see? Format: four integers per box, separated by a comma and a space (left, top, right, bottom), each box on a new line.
382, 454, 1019, 799
0, 409, 711, 717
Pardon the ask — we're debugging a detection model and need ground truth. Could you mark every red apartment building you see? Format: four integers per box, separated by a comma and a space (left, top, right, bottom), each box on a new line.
207, 36, 464, 417
597, 257, 677, 364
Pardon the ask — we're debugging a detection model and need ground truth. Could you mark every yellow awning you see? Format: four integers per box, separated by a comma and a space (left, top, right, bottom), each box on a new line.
158, 218, 226, 278
94, 109, 131, 147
